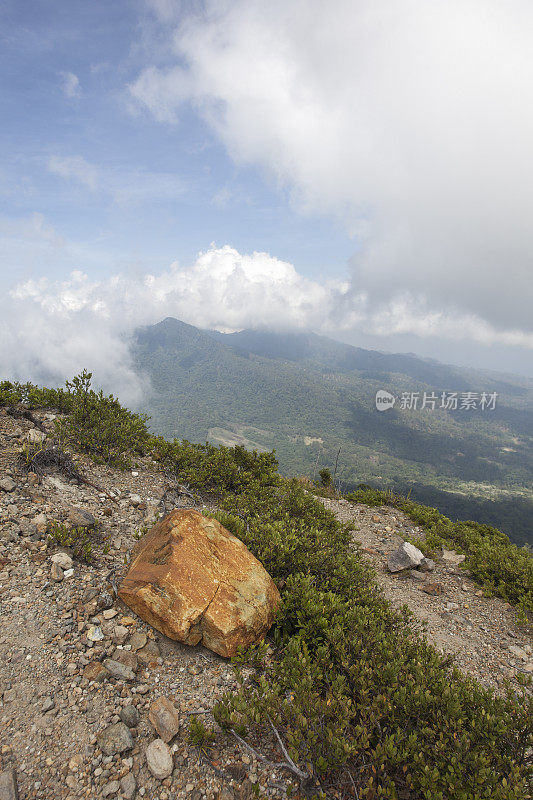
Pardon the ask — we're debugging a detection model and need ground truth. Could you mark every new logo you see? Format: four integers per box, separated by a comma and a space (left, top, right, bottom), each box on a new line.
375, 390, 396, 411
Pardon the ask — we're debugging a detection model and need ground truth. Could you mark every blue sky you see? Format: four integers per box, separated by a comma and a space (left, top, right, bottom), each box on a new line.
1, 0, 532, 393
0, 0, 353, 284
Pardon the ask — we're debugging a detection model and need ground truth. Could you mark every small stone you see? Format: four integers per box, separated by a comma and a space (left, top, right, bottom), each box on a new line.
0, 767, 18, 800
145, 739, 173, 780
83, 662, 108, 682
128, 632, 147, 652
120, 772, 137, 799
68, 754, 83, 772
51, 552, 73, 570
148, 697, 180, 743
442, 549, 466, 566
27, 428, 46, 444
129, 494, 142, 507
112, 649, 138, 672
50, 562, 64, 582
42, 697, 55, 712
120, 705, 140, 728
422, 583, 445, 596
63, 568, 74, 578
87, 625, 104, 642
113, 625, 129, 645
445, 602, 460, 612
102, 780, 120, 798
0, 477, 16, 492
419, 557, 435, 572
103, 609, 118, 620
97, 723, 134, 756
509, 645, 529, 662
67, 509, 96, 529
387, 542, 425, 573
136, 641, 160, 664
103, 659, 136, 682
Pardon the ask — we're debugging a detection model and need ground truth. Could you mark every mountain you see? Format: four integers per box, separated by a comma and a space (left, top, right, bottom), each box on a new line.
133, 317, 533, 546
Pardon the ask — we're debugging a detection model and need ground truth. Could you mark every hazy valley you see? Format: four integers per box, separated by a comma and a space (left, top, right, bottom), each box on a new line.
133, 317, 533, 547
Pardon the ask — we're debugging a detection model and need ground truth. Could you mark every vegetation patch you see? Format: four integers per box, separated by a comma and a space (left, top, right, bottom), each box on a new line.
47, 520, 95, 562
208, 479, 532, 799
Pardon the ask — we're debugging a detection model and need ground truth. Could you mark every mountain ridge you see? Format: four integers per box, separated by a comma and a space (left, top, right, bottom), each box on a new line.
133, 317, 533, 546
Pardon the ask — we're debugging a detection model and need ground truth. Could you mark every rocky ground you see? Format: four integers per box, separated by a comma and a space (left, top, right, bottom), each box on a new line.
0, 406, 531, 800
321, 496, 533, 691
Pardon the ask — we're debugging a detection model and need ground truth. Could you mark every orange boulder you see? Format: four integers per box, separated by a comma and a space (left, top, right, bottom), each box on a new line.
118, 509, 280, 658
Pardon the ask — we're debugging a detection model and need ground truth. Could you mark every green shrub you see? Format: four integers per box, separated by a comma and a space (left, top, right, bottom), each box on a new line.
47, 521, 93, 561
0, 379, 73, 411
2, 371, 150, 469
211, 480, 532, 799
319, 468, 332, 487
53, 371, 151, 468
188, 716, 217, 754
152, 437, 279, 493
346, 484, 395, 507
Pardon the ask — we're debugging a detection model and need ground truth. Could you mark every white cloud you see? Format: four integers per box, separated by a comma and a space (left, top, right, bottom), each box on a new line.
131, 0, 533, 337
48, 155, 98, 190
2, 244, 532, 405
59, 71, 81, 99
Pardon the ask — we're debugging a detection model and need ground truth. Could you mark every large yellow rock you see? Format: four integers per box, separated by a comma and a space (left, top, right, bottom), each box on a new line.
118, 509, 280, 658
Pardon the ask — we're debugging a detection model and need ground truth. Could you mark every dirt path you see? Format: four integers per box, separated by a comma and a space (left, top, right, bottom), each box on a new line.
320, 496, 532, 691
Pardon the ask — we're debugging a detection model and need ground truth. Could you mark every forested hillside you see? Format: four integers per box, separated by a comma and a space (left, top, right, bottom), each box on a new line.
133, 318, 533, 545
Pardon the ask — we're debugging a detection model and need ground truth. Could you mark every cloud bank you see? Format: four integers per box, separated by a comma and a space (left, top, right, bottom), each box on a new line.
2, 245, 531, 404
130, 0, 533, 336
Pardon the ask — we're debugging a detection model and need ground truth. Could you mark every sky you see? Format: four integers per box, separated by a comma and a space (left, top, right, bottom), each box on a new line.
1, 0, 533, 401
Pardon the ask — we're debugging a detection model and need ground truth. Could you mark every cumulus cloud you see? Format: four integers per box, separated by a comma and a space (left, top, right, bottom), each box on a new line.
130, 0, 533, 337
59, 71, 81, 99
2, 245, 531, 405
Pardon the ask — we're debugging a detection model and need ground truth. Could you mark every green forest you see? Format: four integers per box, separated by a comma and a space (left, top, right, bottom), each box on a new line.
133, 318, 533, 547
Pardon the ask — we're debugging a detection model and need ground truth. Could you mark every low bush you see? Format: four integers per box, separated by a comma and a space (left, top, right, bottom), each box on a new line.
211, 480, 532, 799
152, 437, 279, 493
47, 520, 94, 561
53, 371, 151, 468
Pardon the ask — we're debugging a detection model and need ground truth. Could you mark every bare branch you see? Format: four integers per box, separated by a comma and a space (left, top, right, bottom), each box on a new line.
229, 728, 308, 781
268, 717, 308, 780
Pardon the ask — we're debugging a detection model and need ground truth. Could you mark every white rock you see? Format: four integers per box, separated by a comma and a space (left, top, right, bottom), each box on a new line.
509, 645, 529, 662
27, 428, 46, 444
87, 626, 104, 642
51, 553, 73, 570
387, 542, 425, 572
145, 739, 173, 780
